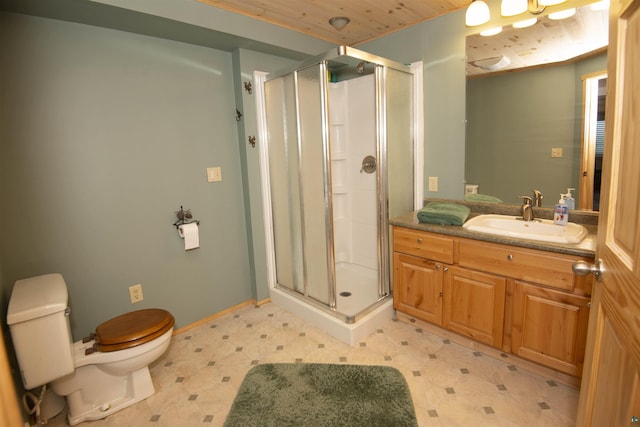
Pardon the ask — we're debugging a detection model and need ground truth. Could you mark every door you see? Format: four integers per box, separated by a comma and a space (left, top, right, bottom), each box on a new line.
576, 0, 640, 423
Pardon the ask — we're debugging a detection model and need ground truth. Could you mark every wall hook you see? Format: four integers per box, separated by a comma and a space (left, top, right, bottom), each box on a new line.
244, 81, 252, 94
248, 136, 256, 148
236, 108, 243, 121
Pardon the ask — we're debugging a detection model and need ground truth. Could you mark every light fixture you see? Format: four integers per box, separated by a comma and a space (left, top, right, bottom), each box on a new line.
471, 56, 511, 71
480, 27, 503, 36
549, 7, 576, 19
466, 0, 574, 29
468, 0, 546, 27
501, 0, 528, 17
513, 17, 538, 28
328, 16, 350, 30
465, 0, 490, 26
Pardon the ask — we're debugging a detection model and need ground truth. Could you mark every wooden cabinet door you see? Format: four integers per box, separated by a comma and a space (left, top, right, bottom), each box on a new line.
443, 267, 506, 348
512, 281, 590, 377
393, 252, 444, 326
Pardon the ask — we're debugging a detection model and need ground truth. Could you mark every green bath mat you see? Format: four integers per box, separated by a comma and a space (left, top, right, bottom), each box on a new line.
223, 363, 418, 427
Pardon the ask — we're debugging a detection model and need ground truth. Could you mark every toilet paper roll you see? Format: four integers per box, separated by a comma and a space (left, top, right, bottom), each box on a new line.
178, 222, 199, 250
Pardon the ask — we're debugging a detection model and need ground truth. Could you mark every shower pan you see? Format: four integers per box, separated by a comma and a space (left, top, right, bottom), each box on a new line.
262, 46, 415, 342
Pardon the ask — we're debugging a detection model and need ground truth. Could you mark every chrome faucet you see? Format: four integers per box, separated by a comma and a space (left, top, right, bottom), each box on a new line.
519, 196, 534, 221
532, 190, 543, 207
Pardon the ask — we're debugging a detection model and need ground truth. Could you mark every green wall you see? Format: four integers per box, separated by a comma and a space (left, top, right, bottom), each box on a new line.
0, 11, 273, 339
361, 10, 468, 200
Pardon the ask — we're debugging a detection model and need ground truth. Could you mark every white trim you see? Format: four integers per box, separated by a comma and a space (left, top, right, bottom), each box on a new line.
253, 70, 276, 288
411, 61, 424, 210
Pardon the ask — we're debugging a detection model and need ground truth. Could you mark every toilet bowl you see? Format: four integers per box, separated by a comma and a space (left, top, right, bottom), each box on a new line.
6, 274, 174, 426
51, 327, 173, 425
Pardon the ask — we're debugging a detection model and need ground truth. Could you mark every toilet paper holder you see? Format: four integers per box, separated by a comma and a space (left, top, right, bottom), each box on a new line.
173, 205, 200, 229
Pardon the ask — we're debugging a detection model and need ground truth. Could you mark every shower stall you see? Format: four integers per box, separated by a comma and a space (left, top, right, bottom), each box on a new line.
261, 46, 415, 342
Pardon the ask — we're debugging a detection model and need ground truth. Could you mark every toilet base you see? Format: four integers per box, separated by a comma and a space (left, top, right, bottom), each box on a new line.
40, 388, 66, 422
62, 366, 156, 426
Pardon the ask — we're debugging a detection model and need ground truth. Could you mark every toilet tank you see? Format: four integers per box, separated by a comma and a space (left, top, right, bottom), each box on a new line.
7, 273, 75, 390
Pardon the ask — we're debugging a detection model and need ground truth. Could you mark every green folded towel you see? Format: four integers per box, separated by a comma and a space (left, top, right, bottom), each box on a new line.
417, 202, 471, 226
464, 194, 503, 203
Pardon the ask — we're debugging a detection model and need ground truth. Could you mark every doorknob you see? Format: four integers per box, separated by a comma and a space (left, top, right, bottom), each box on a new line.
572, 259, 604, 282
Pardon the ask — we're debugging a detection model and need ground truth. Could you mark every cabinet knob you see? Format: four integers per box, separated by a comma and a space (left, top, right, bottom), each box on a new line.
631, 416, 639, 424
444, 267, 449, 272
417, 238, 423, 244
435, 264, 440, 270
507, 254, 514, 260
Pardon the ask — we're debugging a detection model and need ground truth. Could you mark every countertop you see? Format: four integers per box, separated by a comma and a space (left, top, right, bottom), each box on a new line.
390, 209, 597, 259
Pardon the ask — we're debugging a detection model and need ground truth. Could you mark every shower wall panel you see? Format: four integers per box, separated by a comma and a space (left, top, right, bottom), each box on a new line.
346, 75, 377, 271
329, 75, 377, 273
329, 82, 350, 264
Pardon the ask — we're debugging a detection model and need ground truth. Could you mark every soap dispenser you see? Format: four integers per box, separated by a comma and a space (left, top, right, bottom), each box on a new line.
554, 194, 569, 225
565, 188, 576, 210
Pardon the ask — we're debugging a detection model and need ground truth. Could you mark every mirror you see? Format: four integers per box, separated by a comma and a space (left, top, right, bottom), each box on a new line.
464, 2, 608, 210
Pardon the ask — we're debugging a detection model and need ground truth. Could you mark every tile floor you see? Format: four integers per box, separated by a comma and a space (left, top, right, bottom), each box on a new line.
45, 302, 579, 426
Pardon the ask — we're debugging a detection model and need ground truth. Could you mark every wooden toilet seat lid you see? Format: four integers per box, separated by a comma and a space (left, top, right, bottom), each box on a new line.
95, 308, 174, 352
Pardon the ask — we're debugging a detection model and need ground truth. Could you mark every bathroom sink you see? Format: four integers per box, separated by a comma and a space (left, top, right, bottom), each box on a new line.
462, 214, 587, 244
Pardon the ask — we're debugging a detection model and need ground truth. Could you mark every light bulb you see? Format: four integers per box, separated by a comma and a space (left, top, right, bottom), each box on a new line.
466, 0, 491, 26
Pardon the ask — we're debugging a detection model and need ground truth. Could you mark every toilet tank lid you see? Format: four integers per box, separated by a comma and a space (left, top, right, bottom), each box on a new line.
7, 274, 69, 325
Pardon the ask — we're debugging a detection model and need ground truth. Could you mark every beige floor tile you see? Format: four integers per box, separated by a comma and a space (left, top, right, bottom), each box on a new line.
42, 302, 579, 427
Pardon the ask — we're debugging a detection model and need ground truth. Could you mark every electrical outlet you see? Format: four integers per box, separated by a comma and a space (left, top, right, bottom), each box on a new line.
129, 284, 143, 304
428, 176, 439, 192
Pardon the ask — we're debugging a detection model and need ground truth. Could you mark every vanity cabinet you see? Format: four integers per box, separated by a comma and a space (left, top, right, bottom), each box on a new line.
392, 226, 593, 377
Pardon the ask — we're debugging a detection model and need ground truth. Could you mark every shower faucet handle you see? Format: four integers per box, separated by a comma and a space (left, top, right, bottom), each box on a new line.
360, 155, 376, 174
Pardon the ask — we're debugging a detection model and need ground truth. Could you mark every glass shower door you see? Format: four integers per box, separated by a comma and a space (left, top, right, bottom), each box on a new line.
264, 73, 303, 294
265, 63, 335, 307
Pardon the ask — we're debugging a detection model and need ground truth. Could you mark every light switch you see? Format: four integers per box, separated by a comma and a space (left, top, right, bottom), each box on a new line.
551, 148, 563, 158
207, 167, 222, 182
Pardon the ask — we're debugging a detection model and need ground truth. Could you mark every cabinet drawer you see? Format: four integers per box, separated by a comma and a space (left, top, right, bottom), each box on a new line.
458, 240, 578, 291
393, 227, 454, 264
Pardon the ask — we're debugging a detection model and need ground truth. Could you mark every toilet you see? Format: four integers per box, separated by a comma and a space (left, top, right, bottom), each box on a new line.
6, 273, 174, 425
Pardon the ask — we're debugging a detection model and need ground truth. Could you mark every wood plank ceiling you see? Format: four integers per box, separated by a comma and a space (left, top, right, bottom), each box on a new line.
197, 0, 469, 45
197, 0, 608, 77
466, 4, 608, 76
